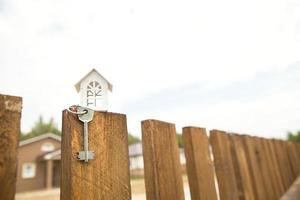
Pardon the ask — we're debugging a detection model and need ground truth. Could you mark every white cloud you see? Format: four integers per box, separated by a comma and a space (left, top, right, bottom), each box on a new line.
124, 65, 300, 138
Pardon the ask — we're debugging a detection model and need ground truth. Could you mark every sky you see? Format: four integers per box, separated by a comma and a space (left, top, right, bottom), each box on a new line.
0, 0, 300, 139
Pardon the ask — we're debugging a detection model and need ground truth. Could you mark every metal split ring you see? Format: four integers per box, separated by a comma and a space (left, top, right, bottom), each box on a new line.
67, 105, 88, 115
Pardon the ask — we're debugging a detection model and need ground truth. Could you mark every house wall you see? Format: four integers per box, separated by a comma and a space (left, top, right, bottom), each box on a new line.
16, 138, 61, 193
130, 155, 144, 170
52, 160, 61, 187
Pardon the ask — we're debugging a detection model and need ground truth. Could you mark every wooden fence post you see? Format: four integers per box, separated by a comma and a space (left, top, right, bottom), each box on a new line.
141, 119, 184, 200
273, 139, 294, 190
252, 137, 275, 200
210, 130, 240, 200
242, 136, 268, 200
0, 94, 22, 200
182, 127, 217, 200
287, 142, 300, 179
260, 138, 282, 199
265, 139, 285, 197
230, 134, 256, 200
61, 110, 131, 200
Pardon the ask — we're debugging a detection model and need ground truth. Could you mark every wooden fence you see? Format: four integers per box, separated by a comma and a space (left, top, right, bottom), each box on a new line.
140, 120, 300, 200
1, 95, 300, 200
209, 130, 300, 200
61, 114, 300, 200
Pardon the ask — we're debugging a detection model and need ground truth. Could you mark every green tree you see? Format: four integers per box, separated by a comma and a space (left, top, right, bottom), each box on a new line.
177, 133, 184, 148
20, 116, 61, 141
128, 133, 140, 145
287, 131, 300, 142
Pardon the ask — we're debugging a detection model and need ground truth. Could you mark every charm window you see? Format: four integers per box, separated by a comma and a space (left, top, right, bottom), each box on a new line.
86, 81, 102, 107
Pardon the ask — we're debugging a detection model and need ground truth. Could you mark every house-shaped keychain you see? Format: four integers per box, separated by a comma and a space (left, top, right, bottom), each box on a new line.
75, 69, 113, 111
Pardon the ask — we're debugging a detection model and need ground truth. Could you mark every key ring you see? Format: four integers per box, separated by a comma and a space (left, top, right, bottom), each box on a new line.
67, 105, 88, 115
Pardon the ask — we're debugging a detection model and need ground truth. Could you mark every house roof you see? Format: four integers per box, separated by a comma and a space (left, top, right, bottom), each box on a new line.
43, 149, 61, 160
19, 133, 61, 147
74, 68, 113, 93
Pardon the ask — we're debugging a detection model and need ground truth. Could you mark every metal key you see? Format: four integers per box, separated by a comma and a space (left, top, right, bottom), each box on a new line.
77, 106, 95, 162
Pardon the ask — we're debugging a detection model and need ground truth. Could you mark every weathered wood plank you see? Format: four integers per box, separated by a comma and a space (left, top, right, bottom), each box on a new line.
61, 111, 131, 200
260, 138, 281, 199
210, 130, 239, 200
266, 139, 285, 196
273, 139, 294, 190
183, 127, 217, 200
280, 140, 296, 186
252, 137, 275, 200
287, 142, 300, 178
0, 94, 22, 200
230, 134, 256, 200
242, 136, 268, 200
284, 141, 300, 181
141, 119, 184, 200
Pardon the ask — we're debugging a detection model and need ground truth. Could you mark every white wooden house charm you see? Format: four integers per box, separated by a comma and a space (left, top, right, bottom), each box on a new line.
75, 69, 113, 111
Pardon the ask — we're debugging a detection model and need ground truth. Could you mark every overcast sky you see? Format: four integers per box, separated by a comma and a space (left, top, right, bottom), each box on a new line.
0, 0, 300, 139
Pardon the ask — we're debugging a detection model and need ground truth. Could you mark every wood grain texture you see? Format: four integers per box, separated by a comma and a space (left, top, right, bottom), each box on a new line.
280, 140, 295, 186
242, 136, 268, 200
141, 119, 184, 200
183, 127, 217, 200
287, 142, 300, 179
260, 138, 281, 199
210, 130, 239, 200
61, 111, 131, 200
266, 139, 285, 196
230, 134, 256, 200
273, 139, 294, 190
0, 94, 22, 200
252, 137, 275, 200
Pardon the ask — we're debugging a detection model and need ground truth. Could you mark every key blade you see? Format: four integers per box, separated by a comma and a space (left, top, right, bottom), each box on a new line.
77, 151, 95, 161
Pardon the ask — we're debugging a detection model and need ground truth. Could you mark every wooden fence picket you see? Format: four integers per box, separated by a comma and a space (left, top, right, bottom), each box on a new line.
273, 139, 294, 190
253, 137, 275, 200
287, 142, 300, 177
260, 138, 281, 199
267, 139, 286, 196
141, 119, 184, 200
281, 140, 295, 185
242, 136, 268, 200
230, 134, 256, 200
0, 94, 22, 200
61, 111, 131, 200
210, 130, 239, 200
182, 127, 218, 200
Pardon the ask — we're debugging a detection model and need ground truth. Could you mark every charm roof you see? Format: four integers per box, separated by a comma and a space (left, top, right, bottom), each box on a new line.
74, 68, 113, 92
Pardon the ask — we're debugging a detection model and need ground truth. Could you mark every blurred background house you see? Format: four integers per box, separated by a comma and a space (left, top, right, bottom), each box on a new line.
129, 143, 144, 177
16, 133, 61, 193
